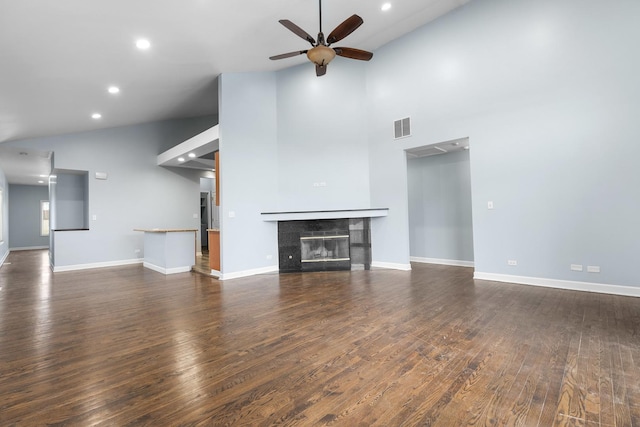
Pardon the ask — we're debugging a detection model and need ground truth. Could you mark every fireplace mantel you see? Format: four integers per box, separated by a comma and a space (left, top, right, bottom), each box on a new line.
261, 208, 388, 222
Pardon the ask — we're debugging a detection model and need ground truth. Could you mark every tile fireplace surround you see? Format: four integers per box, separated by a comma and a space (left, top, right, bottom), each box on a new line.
277, 218, 369, 272
261, 209, 388, 273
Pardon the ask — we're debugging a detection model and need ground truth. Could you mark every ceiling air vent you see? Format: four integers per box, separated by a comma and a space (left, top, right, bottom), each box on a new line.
406, 146, 448, 158
394, 117, 411, 139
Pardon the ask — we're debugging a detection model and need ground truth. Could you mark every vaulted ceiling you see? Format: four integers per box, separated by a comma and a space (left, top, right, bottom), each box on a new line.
0, 0, 471, 184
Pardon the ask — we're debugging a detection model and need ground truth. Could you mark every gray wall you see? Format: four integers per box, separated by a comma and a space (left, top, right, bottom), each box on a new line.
218, 73, 279, 275
0, 169, 8, 264
367, 0, 640, 286
275, 61, 371, 210
407, 151, 473, 262
7, 116, 215, 268
8, 184, 49, 249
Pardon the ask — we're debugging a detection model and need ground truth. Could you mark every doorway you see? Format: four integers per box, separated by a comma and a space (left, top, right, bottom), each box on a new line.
200, 191, 210, 251
405, 138, 474, 267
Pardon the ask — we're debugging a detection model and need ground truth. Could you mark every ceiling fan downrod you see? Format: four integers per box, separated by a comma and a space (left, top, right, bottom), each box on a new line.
319, 0, 323, 35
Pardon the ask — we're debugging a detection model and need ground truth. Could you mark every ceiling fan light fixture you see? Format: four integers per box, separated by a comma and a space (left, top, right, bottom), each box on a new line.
307, 45, 336, 66
271, 1, 371, 76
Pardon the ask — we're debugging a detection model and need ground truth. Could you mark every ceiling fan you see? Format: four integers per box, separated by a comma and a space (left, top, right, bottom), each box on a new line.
269, 0, 373, 77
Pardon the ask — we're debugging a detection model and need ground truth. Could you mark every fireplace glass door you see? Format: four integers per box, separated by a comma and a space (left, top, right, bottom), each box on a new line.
300, 232, 350, 271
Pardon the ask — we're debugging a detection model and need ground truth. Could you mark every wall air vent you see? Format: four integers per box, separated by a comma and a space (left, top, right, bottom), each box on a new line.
394, 117, 411, 139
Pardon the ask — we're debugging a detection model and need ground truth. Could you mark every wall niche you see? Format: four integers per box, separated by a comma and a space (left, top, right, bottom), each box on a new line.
51, 169, 89, 231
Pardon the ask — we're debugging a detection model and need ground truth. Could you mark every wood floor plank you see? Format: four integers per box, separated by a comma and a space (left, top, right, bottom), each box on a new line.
2, 250, 640, 426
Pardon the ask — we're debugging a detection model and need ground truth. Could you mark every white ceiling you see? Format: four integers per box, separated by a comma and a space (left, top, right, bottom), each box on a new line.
0, 146, 52, 186
0, 0, 471, 185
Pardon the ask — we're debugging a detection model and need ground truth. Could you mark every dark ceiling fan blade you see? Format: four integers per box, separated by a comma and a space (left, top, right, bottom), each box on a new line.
279, 20, 316, 45
316, 64, 327, 77
326, 15, 363, 45
269, 50, 308, 60
333, 47, 373, 61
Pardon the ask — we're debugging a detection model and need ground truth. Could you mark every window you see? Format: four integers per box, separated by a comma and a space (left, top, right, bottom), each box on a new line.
40, 200, 50, 237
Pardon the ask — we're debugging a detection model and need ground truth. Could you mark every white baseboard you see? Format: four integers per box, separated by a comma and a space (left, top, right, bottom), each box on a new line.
9, 246, 49, 251
220, 265, 279, 281
410, 257, 474, 268
142, 262, 191, 275
53, 258, 143, 273
0, 250, 9, 267
474, 272, 640, 298
371, 261, 412, 271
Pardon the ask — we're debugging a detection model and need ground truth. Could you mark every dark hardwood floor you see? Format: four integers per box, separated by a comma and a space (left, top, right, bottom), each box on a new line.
1, 250, 639, 426
193, 249, 211, 276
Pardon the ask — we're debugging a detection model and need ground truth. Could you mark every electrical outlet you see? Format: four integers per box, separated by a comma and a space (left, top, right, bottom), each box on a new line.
134, 249, 141, 254
507, 260, 517, 266
570, 264, 583, 272
488, 201, 494, 210
587, 265, 600, 273
266, 254, 273, 260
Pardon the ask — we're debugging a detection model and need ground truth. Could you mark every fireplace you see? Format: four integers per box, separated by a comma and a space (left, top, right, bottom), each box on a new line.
300, 232, 351, 270
278, 218, 371, 272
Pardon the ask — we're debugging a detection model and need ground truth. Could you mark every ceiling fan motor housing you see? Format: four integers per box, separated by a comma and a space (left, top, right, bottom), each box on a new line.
307, 45, 336, 66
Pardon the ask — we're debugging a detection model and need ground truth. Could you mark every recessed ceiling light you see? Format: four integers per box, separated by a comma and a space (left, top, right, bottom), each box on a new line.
91, 113, 102, 119
108, 86, 120, 94
381, 3, 392, 11
188, 153, 196, 158
39, 175, 47, 178
38, 180, 44, 184
178, 157, 185, 162
136, 39, 151, 50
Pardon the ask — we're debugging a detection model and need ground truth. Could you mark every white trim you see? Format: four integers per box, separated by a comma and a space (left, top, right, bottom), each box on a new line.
0, 250, 9, 267
209, 269, 221, 278
371, 261, 412, 271
9, 246, 49, 251
410, 256, 474, 268
219, 265, 279, 281
157, 125, 219, 168
474, 272, 640, 298
142, 262, 192, 275
53, 258, 142, 273
261, 208, 388, 222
